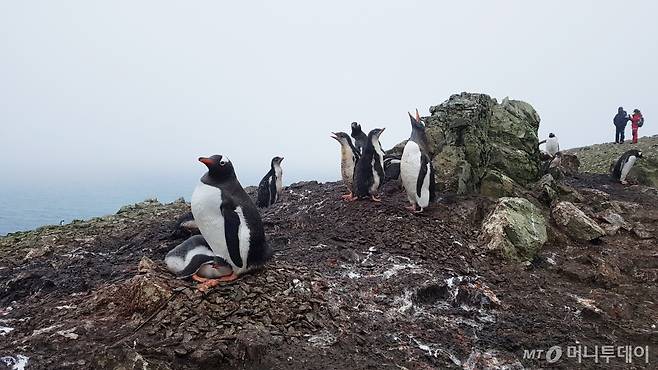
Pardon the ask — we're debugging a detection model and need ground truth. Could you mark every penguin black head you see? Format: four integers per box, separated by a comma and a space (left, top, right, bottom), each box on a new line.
331, 131, 352, 144
271, 156, 284, 166
636, 150, 643, 159
407, 109, 425, 130
198, 155, 235, 179
549, 133, 556, 138
351, 122, 365, 136
368, 128, 385, 140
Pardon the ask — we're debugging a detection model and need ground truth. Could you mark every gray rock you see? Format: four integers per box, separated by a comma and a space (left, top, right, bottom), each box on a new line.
552, 201, 605, 241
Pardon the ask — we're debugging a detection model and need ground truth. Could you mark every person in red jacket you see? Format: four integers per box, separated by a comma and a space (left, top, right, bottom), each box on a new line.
630, 109, 643, 144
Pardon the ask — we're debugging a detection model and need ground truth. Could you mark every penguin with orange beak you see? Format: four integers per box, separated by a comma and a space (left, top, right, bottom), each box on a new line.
165, 155, 272, 291
400, 109, 436, 212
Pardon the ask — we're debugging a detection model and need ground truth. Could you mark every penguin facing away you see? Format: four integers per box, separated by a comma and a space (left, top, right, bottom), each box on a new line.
350, 122, 368, 155
166, 155, 271, 291
351, 128, 386, 201
400, 109, 436, 212
612, 149, 643, 185
331, 132, 360, 200
257, 156, 284, 208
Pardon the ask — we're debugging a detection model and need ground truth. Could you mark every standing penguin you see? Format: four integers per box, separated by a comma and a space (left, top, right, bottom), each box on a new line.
539, 133, 560, 157
331, 132, 360, 199
400, 109, 436, 212
166, 155, 271, 291
351, 128, 386, 201
257, 156, 284, 208
612, 149, 643, 185
350, 122, 368, 155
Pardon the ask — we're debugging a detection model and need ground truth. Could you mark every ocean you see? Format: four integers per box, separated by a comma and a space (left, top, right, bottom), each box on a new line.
0, 175, 200, 236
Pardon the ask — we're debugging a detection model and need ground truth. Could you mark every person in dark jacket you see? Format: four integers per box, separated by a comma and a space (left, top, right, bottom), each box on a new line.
613, 107, 630, 144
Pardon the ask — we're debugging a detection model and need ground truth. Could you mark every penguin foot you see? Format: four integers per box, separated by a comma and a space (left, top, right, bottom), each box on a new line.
405, 205, 416, 212
191, 274, 209, 283
341, 193, 353, 201
371, 195, 382, 202
621, 180, 628, 185
197, 272, 239, 292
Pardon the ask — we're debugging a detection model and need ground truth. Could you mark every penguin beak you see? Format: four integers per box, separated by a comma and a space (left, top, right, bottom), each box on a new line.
198, 157, 214, 166
330, 133, 339, 141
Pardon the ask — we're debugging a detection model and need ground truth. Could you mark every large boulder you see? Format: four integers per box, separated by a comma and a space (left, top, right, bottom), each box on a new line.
481, 197, 548, 261
552, 201, 605, 241
420, 93, 541, 195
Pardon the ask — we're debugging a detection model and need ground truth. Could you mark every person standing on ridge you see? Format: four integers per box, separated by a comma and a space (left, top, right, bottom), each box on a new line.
630, 109, 644, 144
613, 107, 630, 144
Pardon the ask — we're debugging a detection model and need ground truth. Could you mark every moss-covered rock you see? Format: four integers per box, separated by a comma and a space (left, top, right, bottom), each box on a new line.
481, 197, 548, 261
420, 93, 541, 195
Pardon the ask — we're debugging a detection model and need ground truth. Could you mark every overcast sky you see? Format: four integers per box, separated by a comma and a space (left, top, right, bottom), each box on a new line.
1, 1, 656, 187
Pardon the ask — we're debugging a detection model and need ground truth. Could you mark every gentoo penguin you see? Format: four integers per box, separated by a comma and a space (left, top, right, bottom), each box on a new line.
256, 156, 284, 208
383, 154, 401, 182
350, 122, 368, 155
165, 155, 271, 291
351, 128, 386, 201
400, 109, 436, 212
612, 149, 643, 185
331, 132, 360, 199
165, 235, 233, 279
540, 133, 560, 157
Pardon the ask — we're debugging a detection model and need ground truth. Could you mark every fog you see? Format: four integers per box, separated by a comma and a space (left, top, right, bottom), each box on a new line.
1, 1, 656, 187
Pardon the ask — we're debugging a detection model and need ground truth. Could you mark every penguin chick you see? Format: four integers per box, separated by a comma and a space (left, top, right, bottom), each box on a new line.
331, 132, 360, 200
184, 155, 272, 291
350, 122, 368, 155
165, 235, 233, 279
612, 149, 643, 185
257, 156, 284, 208
400, 109, 436, 212
352, 128, 386, 201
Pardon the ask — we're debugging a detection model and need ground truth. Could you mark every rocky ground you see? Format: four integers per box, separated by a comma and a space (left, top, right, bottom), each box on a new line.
567, 134, 658, 187
1, 170, 657, 369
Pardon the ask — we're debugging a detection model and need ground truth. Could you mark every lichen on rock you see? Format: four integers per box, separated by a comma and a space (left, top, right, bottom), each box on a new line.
419, 93, 541, 195
480, 197, 548, 261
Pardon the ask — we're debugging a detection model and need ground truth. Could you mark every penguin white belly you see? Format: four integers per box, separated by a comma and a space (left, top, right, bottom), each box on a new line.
546, 139, 559, 156
370, 158, 380, 194
620, 156, 637, 181
401, 141, 422, 204
191, 183, 231, 266
340, 147, 355, 189
274, 165, 283, 197
370, 142, 384, 194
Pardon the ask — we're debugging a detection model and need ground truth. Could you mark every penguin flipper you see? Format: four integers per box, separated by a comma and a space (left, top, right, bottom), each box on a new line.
221, 201, 244, 268
417, 154, 430, 198
429, 160, 437, 203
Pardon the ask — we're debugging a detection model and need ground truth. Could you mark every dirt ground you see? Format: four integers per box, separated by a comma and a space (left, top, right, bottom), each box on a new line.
0, 174, 656, 369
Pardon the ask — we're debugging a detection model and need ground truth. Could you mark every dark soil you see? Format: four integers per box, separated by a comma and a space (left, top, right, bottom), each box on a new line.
0, 175, 656, 369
